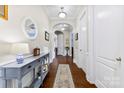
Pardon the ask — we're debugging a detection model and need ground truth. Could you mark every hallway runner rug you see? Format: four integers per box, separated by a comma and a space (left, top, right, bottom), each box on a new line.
53, 64, 75, 88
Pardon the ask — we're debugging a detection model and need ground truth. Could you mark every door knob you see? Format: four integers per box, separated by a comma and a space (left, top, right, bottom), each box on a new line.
116, 57, 121, 62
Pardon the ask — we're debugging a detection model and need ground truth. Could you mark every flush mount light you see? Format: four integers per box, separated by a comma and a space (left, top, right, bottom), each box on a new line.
61, 27, 65, 31
58, 7, 67, 18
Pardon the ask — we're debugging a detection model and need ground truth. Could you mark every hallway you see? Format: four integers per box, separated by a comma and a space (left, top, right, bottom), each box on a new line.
1, 5, 124, 88
41, 56, 96, 88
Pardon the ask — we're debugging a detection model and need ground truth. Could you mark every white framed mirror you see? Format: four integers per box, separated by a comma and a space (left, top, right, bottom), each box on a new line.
22, 17, 38, 40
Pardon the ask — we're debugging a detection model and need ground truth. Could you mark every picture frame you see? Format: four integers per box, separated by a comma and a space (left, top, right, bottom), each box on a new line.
0, 5, 8, 20
45, 31, 49, 41
75, 33, 78, 40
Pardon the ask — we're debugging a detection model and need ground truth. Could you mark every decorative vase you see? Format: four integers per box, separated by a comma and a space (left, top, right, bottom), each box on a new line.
16, 54, 24, 64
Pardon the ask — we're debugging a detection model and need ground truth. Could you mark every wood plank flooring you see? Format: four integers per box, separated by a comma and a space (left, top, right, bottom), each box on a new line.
40, 56, 96, 88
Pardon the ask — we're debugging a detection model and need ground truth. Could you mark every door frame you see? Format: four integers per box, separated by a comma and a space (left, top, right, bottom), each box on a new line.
87, 6, 96, 84
78, 6, 96, 84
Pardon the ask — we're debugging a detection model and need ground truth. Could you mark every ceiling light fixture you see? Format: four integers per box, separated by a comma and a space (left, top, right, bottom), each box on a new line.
58, 7, 67, 18
61, 28, 65, 31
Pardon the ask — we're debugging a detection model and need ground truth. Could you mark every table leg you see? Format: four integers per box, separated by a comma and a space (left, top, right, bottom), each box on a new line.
33, 68, 35, 81
2, 68, 7, 88
18, 79, 22, 88
18, 70, 22, 88
2, 79, 7, 88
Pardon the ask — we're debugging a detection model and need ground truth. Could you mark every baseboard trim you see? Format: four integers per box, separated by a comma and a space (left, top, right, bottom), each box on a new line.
73, 59, 76, 63
71, 60, 96, 87
80, 68, 95, 85
95, 80, 106, 88
86, 74, 95, 84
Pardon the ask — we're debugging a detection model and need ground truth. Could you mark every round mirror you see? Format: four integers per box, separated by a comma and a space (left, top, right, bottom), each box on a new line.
22, 17, 38, 40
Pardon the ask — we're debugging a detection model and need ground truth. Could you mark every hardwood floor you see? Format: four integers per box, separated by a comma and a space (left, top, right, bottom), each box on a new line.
41, 56, 96, 88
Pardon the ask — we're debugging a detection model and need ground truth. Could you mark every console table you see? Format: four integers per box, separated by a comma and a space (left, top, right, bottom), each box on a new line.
0, 51, 50, 88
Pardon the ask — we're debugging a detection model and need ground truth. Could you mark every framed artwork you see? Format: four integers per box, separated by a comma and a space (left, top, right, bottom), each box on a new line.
75, 33, 78, 40
45, 31, 49, 41
0, 5, 8, 20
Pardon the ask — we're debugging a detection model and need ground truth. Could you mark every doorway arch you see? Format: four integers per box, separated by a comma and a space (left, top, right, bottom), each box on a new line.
52, 23, 74, 57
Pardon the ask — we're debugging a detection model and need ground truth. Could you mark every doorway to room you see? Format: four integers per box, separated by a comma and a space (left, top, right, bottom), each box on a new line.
55, 31, 64, 56
53, 23, 73, 57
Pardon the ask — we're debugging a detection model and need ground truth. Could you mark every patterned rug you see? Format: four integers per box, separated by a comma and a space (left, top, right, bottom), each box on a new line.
53, 64, 75, 88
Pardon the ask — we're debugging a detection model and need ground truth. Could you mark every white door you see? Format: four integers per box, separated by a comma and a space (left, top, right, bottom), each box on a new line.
78, 9, 88, 73
57, 33, 64, 55
94, 6, 124, 87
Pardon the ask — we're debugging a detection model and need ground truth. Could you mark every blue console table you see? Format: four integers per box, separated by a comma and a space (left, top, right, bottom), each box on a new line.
0, 51, 50, 88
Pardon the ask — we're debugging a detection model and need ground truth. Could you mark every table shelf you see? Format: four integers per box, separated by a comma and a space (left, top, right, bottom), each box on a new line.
1, 52, 50, 88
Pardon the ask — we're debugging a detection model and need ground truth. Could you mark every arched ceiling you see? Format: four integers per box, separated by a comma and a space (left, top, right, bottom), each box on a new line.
53, 23, 73, 32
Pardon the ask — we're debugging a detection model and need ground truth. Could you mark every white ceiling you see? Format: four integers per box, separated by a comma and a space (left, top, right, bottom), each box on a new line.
42, 5, 84, 20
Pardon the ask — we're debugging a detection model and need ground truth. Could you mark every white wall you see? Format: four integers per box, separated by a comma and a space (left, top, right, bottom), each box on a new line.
0, 5, 50, 87
0, 42, 11, 55
74, 6, 95, 84
0, 5, 50, 54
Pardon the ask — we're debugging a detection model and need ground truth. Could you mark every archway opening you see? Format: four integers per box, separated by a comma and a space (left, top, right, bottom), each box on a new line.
53, 23, 74, 57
